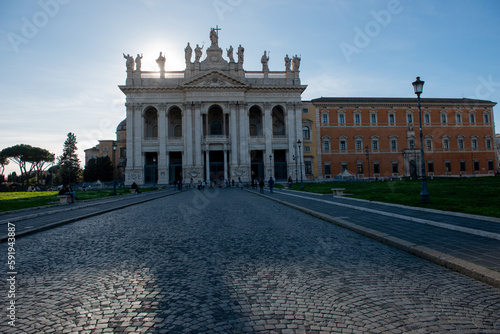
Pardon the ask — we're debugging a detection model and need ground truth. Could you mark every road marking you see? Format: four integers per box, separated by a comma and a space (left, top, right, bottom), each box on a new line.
279, 192, 500, 241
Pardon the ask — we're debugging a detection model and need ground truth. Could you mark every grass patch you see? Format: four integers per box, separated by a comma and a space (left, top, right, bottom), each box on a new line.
0, 188, 158, 212
290, 177, 500, 218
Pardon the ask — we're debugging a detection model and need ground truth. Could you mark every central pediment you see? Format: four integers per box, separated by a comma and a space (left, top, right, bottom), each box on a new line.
180, 69, 250, 89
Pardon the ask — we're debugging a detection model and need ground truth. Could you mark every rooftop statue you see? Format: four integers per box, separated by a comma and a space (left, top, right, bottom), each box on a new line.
210, 27, 219, 47
135, 54, 143, 72
185, 43, 192, 63
226, 45, 234, 63
292, 55, 301, 71
123, 53, 134, 71
194, 44, 204, 62
237, 45, 244, 64
284, 54, 291, 71
261, 51, 269, 72
156, 52, 166, 72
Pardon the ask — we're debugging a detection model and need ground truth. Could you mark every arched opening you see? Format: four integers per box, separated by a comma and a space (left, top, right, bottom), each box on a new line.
169, 107, 182, 138
144, 107, 158, 138
272, 106, 286, 136
208, 105, 224, 135
249, 106, 263, 137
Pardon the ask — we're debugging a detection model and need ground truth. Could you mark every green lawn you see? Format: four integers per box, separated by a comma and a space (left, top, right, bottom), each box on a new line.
289, 177, 500, 218
0, 188, 157, 212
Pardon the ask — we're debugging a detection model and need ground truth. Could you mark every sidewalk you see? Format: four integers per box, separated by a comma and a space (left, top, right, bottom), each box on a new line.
248, 188, 500, 288
0, 190, 178, 243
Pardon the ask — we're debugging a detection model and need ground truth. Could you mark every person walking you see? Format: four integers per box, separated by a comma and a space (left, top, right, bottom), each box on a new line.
268, 176, 274, 193
259, 178, 265, 194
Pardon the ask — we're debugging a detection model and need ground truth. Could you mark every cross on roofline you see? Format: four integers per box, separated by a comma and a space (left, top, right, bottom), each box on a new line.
214, 25, 221, 37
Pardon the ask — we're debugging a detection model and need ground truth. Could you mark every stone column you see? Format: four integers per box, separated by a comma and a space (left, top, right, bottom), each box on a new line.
124, 103, 135, 185
194, 102, 202, 168
184, 103, 194, 167
134, 103, 144, 184
205, 149, 210, 181
238, 102, 249, 166
229, 102, 238, 166
294, 103, 305, 179
287, 102, 296, 178
158, 103, 168, 185
263, 103, 273, 175
223, 149, 228, 180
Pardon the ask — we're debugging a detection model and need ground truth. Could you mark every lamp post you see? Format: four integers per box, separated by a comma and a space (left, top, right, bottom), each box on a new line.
293, 143, 298, 183
269, 154, 272, 177
112, 142, 117, 195
412, 76, 430, 203
297, 140, 304, 191
152, 156, 157, 189
365, 145, 371, 179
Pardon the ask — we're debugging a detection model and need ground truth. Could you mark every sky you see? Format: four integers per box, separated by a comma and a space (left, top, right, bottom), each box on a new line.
1, 0, 500, 175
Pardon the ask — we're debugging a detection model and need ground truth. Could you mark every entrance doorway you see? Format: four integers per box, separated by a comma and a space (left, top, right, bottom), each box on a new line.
251, 150, 264, 181
144, 152, 158, 184
208, 151, 224, 182
169, 152, 183, 183
273, 150, 288, 181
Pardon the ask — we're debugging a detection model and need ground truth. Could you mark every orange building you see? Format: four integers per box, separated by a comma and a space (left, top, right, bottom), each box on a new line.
311, 97, 497, 180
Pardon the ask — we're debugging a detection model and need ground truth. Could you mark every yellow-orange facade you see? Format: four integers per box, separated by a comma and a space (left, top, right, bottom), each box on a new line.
311, 97, 497, 180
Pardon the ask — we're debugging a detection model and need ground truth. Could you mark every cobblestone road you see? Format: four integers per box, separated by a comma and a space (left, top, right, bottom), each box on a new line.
1, 188, 499, 333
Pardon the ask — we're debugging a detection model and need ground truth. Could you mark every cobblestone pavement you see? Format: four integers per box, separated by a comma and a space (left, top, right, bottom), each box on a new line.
1, 188, 499, 333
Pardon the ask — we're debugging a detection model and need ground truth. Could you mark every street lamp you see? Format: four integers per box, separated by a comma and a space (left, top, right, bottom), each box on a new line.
112, 142, 117, 195
152, 156, 157, 189
269, 154, 272, 177
412, 76, 430, 203
293, 143, 298, 183
297, 140, 304, 191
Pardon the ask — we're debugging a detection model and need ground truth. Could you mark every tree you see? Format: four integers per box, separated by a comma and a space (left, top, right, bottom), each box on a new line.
1, 144, 53, 184
56, 133, 82, 184
0, 152, 9, 183
83, 156, 113, 182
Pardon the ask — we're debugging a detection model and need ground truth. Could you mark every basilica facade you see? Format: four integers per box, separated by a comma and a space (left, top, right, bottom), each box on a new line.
120, 29, 306, 186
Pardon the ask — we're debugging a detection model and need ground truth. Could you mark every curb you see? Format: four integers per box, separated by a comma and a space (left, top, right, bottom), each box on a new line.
247, 190, 500, 289
0, 191, 178, 243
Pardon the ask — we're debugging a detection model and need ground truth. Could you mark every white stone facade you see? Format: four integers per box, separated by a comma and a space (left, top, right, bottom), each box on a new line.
120, 29, 307, 185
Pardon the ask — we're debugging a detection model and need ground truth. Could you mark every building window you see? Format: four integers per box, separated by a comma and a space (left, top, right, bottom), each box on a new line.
357, 163, 364, 174
324, 164, 331, 175
407, 113, 413, 123
488, 160, 494, 171
441, 114, 447, 124
103, 147, 108, 151
373, 162, 380, 174
428, 162, 434, 173
302, 108, 309, 114
460, 161, 466, 172
372, 139, 379, 151
322, 113, 328, 124
354, 114, 361, 124
390, 139, 397, 150
470, 113, 475, 124
323, 140, 330, 151
340, 140, 346, 151
426, 139, 432, 151
305, 161, 312, 175
389, 113, 395, 125
473, 161, 480, 172
486, 138, 492, 149
471, 139, 478, 150
341, 163, 348, 172
392, 162, 398, 174
304, 146, 311, 152
424, 113, 430, 124
356, 140, 363, 151
458, 139, 464, 149
338, 113, 345, 124
303, 126, 311, 140
484, 113, 490, 124
445, 161, 452, 172
370, 113, 377, 124
120, 147, 126, 158
456, 113, 462, 124
443, 139, 449, 150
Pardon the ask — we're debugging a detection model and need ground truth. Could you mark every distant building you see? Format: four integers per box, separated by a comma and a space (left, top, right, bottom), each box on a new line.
84, 120, 126, 179
311, 97, 497, 179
